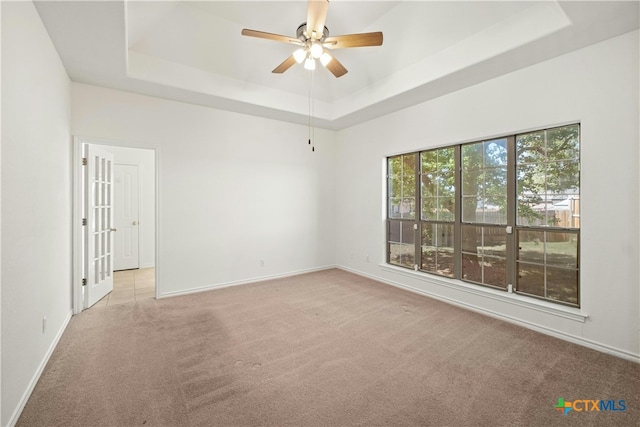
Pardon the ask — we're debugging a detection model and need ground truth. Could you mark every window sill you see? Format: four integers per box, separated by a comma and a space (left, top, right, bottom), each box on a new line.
379, 263, 588, 323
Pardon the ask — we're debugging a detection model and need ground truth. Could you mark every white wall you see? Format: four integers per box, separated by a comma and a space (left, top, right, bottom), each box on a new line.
94, 144, 156, 269
72, 84, 337, 296
0, 3, 3, 424
1, 2, 72, 425
334, 30, 640, 360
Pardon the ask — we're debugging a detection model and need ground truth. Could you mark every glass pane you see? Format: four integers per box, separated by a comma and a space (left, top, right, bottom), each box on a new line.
517, 263, 545, 297
439, 224, 455, 248
439, 147, 455, 173
437, 198, 455, 221
480, 197, 506, 224
439, 171, 455, 197
93, 208, 99, 232
421, 246, 436, 271
546, 232, 578, 268
422, 198, 437, 221
462, 143, 483, 170
421, 224, 436, 272
421, 151, 437, 172
482, 229, 506, 258
389, 243, 414, 268
462, 197, 479, 222
402, 173, 415, 196
388, 156, 402, 176
547, 267, 578, 305
388, 177, 399, 198
389, 221, 400, 243
438, 248, 455, 277
421, 174, 436, 198
437, 224, 455, 277
516, 162, 545, 197
517, 163, 545, 226
546, 160, 579, 194
421, 224, 454, 276
401, 198, 416, 219
485, 167, 507, 198
518, 230, 545, 264
546, 125, 579, 161
402, 222, 415, 245
483, 257, 506, 288
389, 243, 415, 268
461, 225, 481, 253
516, 130, 545, 164
389, 197, 402, 219
93, 182, 99, 207
462, 169, 481, 196
403, 153, 417, 174
485, 138, 507, 166
421, 223, 437, 246
462, 253, 482, 283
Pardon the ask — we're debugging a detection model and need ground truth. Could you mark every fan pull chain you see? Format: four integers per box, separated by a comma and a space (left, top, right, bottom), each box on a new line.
308, 68, 315, 152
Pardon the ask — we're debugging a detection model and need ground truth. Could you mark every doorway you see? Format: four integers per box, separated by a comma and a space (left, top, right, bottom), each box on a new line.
73, 137, 157, 313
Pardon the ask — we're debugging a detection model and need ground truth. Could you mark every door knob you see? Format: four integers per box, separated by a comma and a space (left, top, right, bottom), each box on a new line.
132, 221, 138, 225
110, 228, 117, 232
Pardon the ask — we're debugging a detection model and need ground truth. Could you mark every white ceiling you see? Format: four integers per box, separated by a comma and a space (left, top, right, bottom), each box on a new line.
35, 1, 639, 130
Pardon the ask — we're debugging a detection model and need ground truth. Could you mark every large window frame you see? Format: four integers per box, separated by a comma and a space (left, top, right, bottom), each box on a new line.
386, 124, 580, 307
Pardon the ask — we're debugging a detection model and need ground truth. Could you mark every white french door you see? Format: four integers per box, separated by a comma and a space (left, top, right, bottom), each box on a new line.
114, 164, 140, 270
84, 144, 115, 307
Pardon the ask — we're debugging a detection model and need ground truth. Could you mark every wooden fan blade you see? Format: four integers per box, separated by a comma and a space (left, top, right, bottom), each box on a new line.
324, 54, 348, 78
324, 32, 383, 49
241, 29, 302, 45
272, 55, 297, 74
306, 0, 329, 40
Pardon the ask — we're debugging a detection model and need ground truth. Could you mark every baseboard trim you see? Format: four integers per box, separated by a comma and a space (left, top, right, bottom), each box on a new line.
7, 310, 73, 427
337, 265, 640, 364
159, 265, 338, 299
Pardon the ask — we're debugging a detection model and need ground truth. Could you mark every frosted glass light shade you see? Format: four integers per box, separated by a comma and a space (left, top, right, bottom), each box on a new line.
309, 43, 323, 59
293, 48, 306, 64
304, 57, 316, 70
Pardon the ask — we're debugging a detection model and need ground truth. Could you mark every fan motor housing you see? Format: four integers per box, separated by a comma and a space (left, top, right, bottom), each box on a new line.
296, 23, 329, 42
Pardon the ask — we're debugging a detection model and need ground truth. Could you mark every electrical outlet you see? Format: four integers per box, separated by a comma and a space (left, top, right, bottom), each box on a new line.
260, 260, 265, 267
42, 316, 47, 333
366, 255, 370, 263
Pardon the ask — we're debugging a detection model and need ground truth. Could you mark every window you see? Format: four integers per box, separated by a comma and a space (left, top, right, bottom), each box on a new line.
420, 148, 455, 277
386, 124, 580, 307
387, 154, 417, 268
515, 125, 580, 305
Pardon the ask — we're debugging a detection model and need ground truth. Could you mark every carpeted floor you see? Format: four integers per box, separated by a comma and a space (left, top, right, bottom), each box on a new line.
17, 269, 640, 426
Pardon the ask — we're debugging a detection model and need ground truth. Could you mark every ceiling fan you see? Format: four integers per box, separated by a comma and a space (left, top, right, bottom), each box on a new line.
241, 0, 383, 78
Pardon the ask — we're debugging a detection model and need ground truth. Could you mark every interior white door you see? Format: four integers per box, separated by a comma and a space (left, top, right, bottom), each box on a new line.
85, 145, 115, 308
114, 164, 140, 270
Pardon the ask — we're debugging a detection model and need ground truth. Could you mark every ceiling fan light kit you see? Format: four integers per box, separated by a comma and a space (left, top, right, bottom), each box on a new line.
241, 0, 383, 78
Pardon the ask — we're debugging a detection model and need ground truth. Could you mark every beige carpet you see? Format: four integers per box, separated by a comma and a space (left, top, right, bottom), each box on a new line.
17, 269, 640, 426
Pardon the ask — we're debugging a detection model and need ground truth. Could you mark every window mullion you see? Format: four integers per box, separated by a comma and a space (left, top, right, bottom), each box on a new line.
414, 153, 421, 270
506, 135, 516, 291
454, 145, 462, 279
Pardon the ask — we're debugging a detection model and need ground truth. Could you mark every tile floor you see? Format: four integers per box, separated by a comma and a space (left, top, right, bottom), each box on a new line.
91, 267, 155, 308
